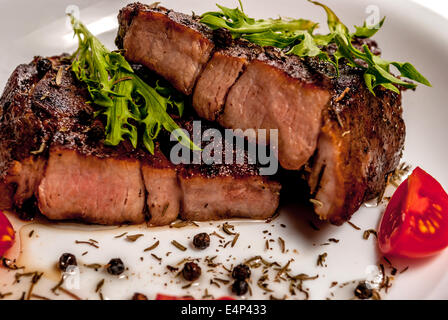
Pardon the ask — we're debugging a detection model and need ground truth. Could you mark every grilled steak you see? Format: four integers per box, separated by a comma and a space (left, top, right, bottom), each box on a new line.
219, 48, 330, 171
117, 3, 214, 95
174, 119, 281, 222
0, 56, 280, 225
117, 3, 406, 224
193, 41, 259, 121
38, 146, 147, 224
0, 58, 46, 211
305, 61, 404, 224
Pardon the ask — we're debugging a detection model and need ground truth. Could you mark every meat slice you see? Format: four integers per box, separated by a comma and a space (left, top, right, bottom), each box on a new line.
117, 3, 215, 95
38, 146, 146, 224
117, 5, 406, 224
26, 58, 146, 224
305, 59, 405, 224
179, 174, 280, 221
219, 48, 330, 170
193, 41, 260, 121
0, 55, 281, 225
117, 5, 330, 171
174, 119, 281, 221
141, 150, 182, 226
0, 59, 46, 210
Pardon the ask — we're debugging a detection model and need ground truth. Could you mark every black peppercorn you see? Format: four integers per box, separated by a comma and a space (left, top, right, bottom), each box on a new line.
132, 293, 148, 300
193, 233, 210, 249
354, 281, 373, 299
182, 262, 201, 281
58, 253, 77, 272
232, 264, 251, 280
107, 258, 125, 275
231, 280, 248, 296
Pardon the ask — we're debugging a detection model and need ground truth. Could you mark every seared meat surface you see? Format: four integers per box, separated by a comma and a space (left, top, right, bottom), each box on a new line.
219, 48, 330, 171
117, 3, 406, 224
0, 59, 46, 210
174, 119, 281, 222
193, 41, 259, 121
117, 3, 214, 95
305, 61, 404, 224
0, 56, 280, 225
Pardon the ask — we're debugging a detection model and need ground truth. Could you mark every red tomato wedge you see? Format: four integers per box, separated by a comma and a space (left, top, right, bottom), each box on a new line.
155, 294, 234, 300
378, 167, 448, 258
156, 294, 195, 300
0, 210, 15, 257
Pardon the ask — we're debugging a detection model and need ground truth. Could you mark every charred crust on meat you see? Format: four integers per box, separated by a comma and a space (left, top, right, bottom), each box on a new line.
212, 28, 233, 48
0, 53, 280, 224
304, 45, 404, 224
116, 2, 214, 49
36, 57, 53, 79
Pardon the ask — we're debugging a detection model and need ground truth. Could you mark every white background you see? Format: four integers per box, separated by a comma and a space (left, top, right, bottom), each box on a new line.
413, 0, 448, 20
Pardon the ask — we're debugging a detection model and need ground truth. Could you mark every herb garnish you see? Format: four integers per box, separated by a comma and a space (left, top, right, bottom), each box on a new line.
171, 240, 187, 251
231, 233, 240, 248
1, 257, 24, 270
95, 279, 105, 293
317, 252, 328, 267
74, 240, 99, 248
278, 237, 286, 253
143, 240, 160, 252
69, 16, 196, 153
222, 222, 236, 235
114, 232, 128, 239
200, 0, 430, 94
363, 229, 377, 240
0, 292, 12, 299
125, 234, 144, 242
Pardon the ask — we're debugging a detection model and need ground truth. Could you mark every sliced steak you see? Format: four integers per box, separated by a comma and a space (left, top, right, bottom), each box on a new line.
117, 4, 406, 224
173, 119, 281, 221
219, 48, 330, 170
0, 55, 281, 225
27, 59, 146, 224
38, 146, 146, 224
0, 58, 46, 210
117, 4, 330, 171
193, 41, 260, 121
141, 149, 181, 226
117, 3, 215, 95
305, 59, 405, 225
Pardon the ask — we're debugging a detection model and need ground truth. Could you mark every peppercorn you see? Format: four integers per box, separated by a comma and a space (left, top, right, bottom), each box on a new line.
107, 258, 125, 275
58, 253, 77, 272
231, 280, 248, 296
182, 262, 201, 281
132, 293, 148, 300
232, 264, 251, 280
193, 233, 210, 250
354, 281, 373, 299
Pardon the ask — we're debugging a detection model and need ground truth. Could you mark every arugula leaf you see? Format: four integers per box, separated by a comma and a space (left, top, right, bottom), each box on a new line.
310, 1, 430, 93
200, 1, 431, 95
354, 17, 385, 38
69, 16, 196, 153
200, 2, 318, 48
308, 0, 347, 33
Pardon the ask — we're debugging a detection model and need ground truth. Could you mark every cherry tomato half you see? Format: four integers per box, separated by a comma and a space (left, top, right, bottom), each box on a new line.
378, 167, 448, 258
156, 294, 195, 300
155, 294, 234, 300
0, 210, 15, 257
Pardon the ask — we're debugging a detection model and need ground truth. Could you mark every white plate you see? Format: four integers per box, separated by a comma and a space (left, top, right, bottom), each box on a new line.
0, 0, 447, 300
